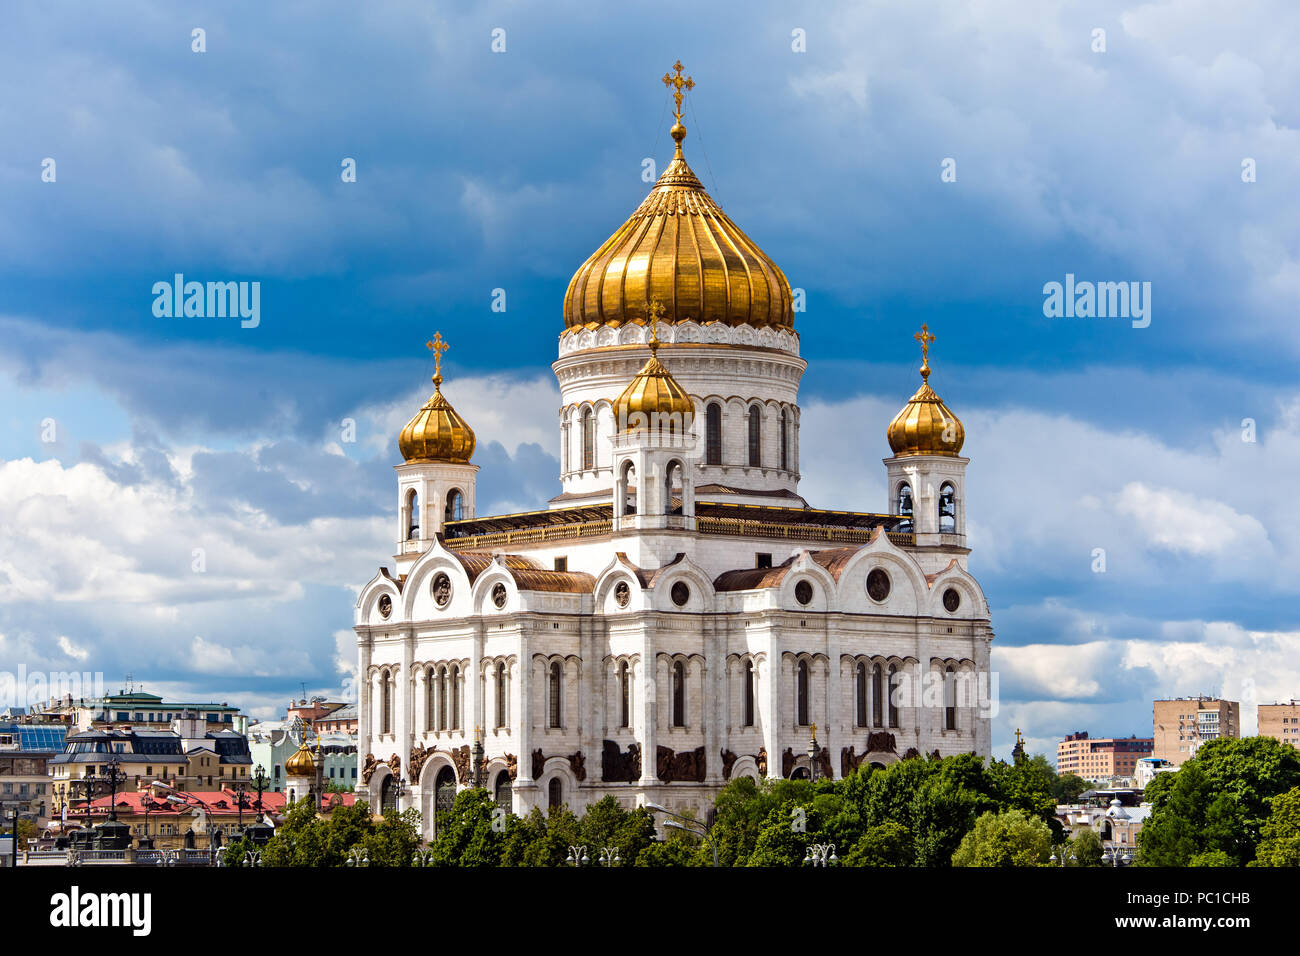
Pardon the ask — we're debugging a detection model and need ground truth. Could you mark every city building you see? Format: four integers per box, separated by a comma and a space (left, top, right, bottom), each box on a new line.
354, 65, 996, 838
1152, 697, 1240, 765
287, 697, 351, 729
1056, 732, 1153, 782
40, 688, 246, 734
1258, 700, 1300, 749
49, 715, 253, 814
248, 722, 358, 794
0, 722, 66, 825
1134, 756, 1176, 789
316, 702, 358, 735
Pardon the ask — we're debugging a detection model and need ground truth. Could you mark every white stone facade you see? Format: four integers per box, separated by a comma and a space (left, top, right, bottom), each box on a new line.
355, 320, 995, 839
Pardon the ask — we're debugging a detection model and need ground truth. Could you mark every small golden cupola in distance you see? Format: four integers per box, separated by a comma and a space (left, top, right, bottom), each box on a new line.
399, 332, 476, 464
887, 323, 965, 457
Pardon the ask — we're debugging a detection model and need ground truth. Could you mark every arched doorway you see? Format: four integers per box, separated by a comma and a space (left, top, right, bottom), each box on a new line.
380, 775, 397, 814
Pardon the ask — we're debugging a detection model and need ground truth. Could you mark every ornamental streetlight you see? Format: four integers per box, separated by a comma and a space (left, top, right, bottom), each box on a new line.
803, 843, 837, 867
345, 847, 370, 867
565, 845, 589, 866
808, 723, 819, 783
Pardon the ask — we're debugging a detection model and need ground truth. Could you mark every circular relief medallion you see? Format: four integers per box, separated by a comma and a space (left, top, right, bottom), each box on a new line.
794, 580, 814, 606
614, 581, 631, 608
377, 594, 392, 619
866, 568, 891, 602
943, 587, 961, 613
431, 572, 453, 608
670, 581, 690, 607
492, 582, 507, 609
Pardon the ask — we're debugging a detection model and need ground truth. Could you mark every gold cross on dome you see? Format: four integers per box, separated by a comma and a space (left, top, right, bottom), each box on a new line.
662, 60, 695, 124
810, 722, 817, 739
913, 323, 936, 380
645, 296, 667, 351
426, 332, 449, 387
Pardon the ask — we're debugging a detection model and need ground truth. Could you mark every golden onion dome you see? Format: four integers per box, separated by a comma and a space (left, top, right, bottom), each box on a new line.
285, 740, 316, 777
887, 324, 965, 457
613, 301, 696, 431
398, 333, 476, 464
562, 62, 794, 335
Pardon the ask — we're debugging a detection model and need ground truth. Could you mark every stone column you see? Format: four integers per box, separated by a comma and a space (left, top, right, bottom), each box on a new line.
357, 634, 372, 783
638, 621, 658, 787
825, 619, 842, 778
398, 630, 414, 810
513, 630, 534, 813
763, 628, 780, 779
703, 617, 722, 784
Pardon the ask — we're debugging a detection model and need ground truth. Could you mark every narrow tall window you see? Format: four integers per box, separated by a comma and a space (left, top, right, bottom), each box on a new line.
495, 661, 507, 728
855, 663, 867, 727
548, 662, 562, 729
796, 660, 810, 726
406, 490, 419, 540
744, 660, 755, 727
898, 484, 913, 522
450, 664, 460, 730
945, 666, 957, 731
939, 483, 956, 533
437, 667, 447, 731
425, 669, 435, 732
748, 404, 762, 467
445, 489, 464, 523
619, 661, 630, 728
381, 671, 392, 735
705, 403, 722, 465
888, 664, 900, 729
581, 408, 594, 471
672, 661, 686, 727
548, 777, 562, 809
780, 408, 789, 471
872, 664, 883, 726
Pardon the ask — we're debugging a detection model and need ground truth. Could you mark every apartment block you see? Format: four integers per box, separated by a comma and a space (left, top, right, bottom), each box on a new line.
1258, 700, 1300, 749
1057, 732, 1153, 781
1152, 697, 1240, 765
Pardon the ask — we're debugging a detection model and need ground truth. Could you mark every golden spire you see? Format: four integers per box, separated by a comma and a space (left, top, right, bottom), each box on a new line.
427, 332, 449, 390
662, 60, 694, 152
913, 323, 936, 382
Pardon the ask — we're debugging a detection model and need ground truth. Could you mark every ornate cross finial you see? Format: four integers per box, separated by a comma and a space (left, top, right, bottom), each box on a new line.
662, 60, 694, 125
426, 332, 449, 389
810, 722, 818, 740
1015, 728, 1024, 746
913, 323, 936, 381
645, 296, 667, 352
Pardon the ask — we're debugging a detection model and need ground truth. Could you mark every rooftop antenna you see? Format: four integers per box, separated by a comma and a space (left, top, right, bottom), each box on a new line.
124, 673, 134, 694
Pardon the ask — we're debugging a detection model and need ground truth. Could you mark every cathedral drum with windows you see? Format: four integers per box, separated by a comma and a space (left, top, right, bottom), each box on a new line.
354, 64, 994, 836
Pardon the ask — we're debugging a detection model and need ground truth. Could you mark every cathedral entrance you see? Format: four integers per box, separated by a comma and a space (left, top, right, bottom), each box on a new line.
380, 775, 397, 814
493, 770, 512, 812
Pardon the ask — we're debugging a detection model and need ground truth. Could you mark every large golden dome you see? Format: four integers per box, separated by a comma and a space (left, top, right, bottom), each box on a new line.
563, 65, 793, 334
887, 325, 965, 457
399, 333, 476, 464
613, 302, 696, 430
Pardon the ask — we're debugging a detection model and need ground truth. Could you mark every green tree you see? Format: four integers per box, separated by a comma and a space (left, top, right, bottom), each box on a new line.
364, 807, 422, 866
1188, 849, 1234, 867
1254, 786, 1300, 866
578, 795, 657, 866
842, 822, 912, 866
1138, 737, 1300, 866
951, 809, 1052, 867
1053, 773, 1091, 805
1064, 827, 1103, 867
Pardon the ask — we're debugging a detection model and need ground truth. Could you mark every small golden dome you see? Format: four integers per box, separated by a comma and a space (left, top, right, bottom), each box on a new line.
613, 300, 696, 431
563, 62, 794, 335
887, 324, 965, 457
398, 333, 476, 464
285, 740, 316, 777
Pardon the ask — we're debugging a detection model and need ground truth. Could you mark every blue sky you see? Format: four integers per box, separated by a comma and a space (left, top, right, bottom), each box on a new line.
2, 1, 1299, 758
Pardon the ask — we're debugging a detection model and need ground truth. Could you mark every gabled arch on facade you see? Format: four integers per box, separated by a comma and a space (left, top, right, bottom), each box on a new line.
537, 757, 581, 810
593, 553, 650, 612
924, 559, 992, 618
401, 539, 474, 620
728, 754, 761, 782
833, 532, 933, 615
355, 568, 403, 626
650, 553, 715, 611
778, 553, 838, 612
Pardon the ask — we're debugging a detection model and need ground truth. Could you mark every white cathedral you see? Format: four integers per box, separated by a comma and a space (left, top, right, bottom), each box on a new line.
355, 65, 994, 836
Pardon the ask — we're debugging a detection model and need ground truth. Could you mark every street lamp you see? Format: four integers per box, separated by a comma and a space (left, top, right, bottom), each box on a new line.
808, 723, 819, 783
803, 843, 837, 867
472, 727, 485, 788
1051, 845, 1078, 867
645, 802, 717, 868
565, 844, 590, 866
346, 847, 369, 867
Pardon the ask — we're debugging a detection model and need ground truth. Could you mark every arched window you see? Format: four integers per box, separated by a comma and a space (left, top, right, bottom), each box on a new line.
449, 664, 460, 730
939, 483, 956, 533
665, 460, 683, 515
897, 483, 913, 525
581, 408, 595, 471
796, 660, 810, 726
672, 661, 686, 727
548, 777, 562, 809
748, 405, 762, 467
548, 662, 563, 729
780, 408, 789, 471
495, 661, 507, 728
705, 403, 722, 465
855, 662, 868, 727
445, 488, 464, 523
406, 490, 420, 540
744, 659, 755, 727
945, 665, 957, 731
380, 775, 396, 813
381, 671, 392, 735
425, 669, 435, 732
619, 661, 630, 728
872, 664, 883, 727
437, 667, 447, 731
494, 770, 512, 812
888, 664, 900, 729
435, 766, 456, 816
